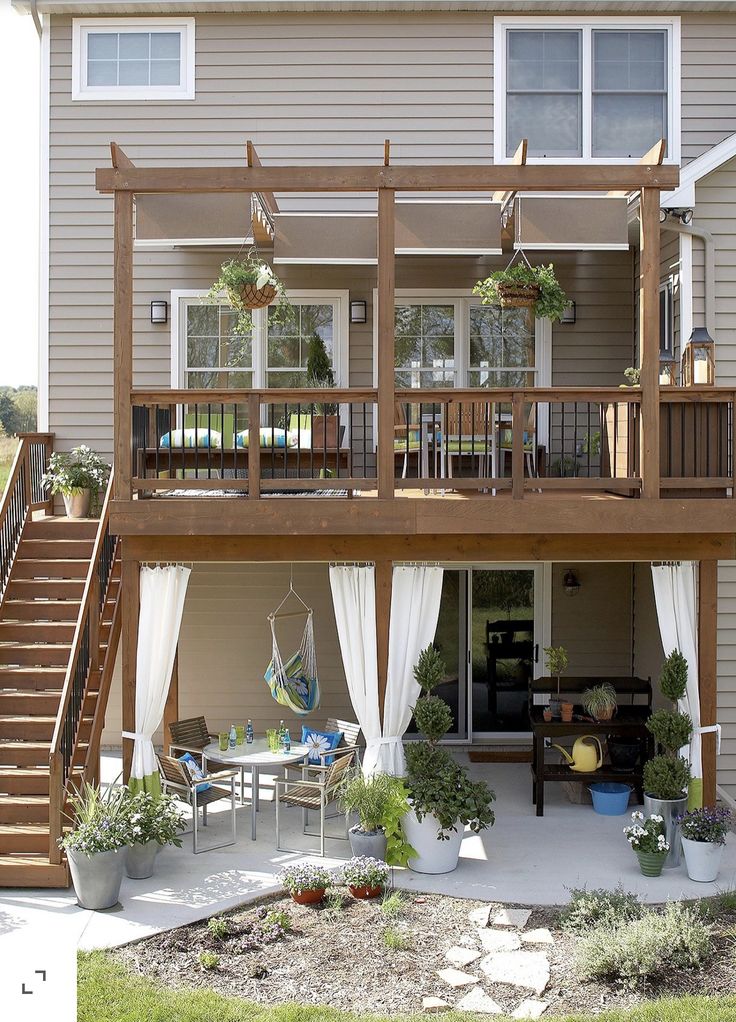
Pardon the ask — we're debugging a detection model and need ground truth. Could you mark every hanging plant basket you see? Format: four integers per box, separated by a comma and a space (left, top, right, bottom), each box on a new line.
473, 254, 569, 322
229, 282, 278, 310
208, 252, 286, 315
496, 281, 541, 308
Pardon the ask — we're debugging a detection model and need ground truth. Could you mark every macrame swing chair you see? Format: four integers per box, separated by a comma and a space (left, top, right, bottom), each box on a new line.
263, 574, 320, 716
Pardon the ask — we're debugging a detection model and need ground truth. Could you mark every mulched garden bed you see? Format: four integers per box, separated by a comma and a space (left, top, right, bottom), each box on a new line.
115, 889, 736, 1017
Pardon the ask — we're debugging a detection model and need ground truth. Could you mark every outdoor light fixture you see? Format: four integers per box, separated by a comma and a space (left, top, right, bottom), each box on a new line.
350, 300, 367, 324
562, 568, 581, 597
659, 353, 677, 386
560, 301, 576, 325
150, 300, 168, 325
682, 327, 716, 387
661, 207, 694, 226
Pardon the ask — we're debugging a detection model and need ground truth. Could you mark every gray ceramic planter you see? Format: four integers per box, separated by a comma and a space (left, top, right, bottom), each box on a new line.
126, 840, 160, 879
67, 846, 125, 910
348, 826, 388, 861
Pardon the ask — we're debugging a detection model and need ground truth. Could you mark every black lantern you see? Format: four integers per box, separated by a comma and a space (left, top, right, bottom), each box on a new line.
562, 568, 581, 597
682, 327, 715, 387
659, 352, 677, 386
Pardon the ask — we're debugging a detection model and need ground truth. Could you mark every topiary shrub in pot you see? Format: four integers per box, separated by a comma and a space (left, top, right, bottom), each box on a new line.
403, 646, 495, 874
643, 650, 693, 868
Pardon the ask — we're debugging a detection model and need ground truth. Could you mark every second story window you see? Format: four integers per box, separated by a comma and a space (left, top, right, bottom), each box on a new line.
496, 18, 679, 162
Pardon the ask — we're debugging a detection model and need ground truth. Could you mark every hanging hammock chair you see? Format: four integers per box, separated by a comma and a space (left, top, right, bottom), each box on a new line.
264, 581, 320, 716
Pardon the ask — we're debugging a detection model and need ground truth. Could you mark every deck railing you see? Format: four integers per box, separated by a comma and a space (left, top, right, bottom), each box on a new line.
0, 433, 53, 606
124, 386, 736, 501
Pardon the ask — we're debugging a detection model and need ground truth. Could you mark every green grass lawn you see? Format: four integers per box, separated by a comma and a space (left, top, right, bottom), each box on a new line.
78, 951, 736, 1022
0, 435, 18, 496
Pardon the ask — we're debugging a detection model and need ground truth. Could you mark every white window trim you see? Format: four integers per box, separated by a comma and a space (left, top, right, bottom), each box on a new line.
72, 17, 195, 102
171, 289, 350, 389
493, 15, 681, 165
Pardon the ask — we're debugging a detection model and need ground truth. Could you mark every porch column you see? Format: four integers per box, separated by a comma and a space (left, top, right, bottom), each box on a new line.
639, 188, 661, 499
375, 559, 392, 726
121, 555, 140, 782
163, 647, 179, 755
698, 560, 718, 806
113, 189, 134, 500
377, 188, 395, 499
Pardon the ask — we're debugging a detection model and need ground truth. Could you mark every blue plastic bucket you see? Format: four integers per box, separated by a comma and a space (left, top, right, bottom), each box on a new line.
588, 782, 632, 816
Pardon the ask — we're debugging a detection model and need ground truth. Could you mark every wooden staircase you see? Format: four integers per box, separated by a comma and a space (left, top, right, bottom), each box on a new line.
0, 437, 120, 887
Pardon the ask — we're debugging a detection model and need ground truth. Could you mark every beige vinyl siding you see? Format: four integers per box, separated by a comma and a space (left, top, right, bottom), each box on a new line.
551, 563, 633, 677
681, 15, 736, 163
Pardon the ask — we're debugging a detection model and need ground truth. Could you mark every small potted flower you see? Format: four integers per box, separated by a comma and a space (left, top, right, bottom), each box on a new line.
342, 856, 390, 900
42, 445, 110, 518
61, 781, 131, 910
678, 806, 734, 883
278, 863, 332, 905
623, 810, 670, 877
125, 791, 187, 880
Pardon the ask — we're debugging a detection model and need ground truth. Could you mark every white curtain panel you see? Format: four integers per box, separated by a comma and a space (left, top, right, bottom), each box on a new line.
650, 562, 702, 784
125, 564, 191, 793
377, 565, 445, 776
328, 565, 382, 773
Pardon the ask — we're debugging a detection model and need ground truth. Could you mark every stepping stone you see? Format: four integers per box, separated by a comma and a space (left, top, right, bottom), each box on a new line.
422, 997, 452, 1013
446, 946, 483, 967
469, 905, 492, 927
520, 929, 554, 946
479, 951, 550, 996
491, 908, 532, 929
436, 968, 479, 988
455, 988, 503, 1014
512, 999, 549, 1019
478, 928, 522, 952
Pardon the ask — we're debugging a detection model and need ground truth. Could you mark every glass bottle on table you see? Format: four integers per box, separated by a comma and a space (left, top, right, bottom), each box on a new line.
278, 720, 285, 751
246, 719, 254, 744
229, 724, 236, 749
283, 727, 291, 754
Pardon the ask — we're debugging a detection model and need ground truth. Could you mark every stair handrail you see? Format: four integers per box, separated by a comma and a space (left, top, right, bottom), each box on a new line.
0, 433, 54, 609
48, 468, 118, 861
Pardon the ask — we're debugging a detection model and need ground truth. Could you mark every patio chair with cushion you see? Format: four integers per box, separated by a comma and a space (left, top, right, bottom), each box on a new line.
168, 715, 217, 761
158, 753, 238, 854
300, 717, 362, 771
446, 400, 496, 482
275, 749, 356, 856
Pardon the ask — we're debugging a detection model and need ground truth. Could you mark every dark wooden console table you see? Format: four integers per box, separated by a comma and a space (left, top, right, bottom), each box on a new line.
529, 677, 653, 817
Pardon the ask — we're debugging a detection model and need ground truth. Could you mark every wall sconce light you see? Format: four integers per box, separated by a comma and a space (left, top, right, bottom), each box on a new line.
682, 326, 716, 387
562, 568, 581, 597
659, 353, 677, 386
150, 300, 168, 325
350, 300, 367, 324
560, 301, 576, 325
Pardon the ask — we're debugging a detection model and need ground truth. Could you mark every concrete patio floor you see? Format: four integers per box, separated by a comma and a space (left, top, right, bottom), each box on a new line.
1, 750, 735, 953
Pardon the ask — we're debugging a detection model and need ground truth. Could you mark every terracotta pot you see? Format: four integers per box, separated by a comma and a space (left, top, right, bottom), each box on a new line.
230, 282, 277, 310
542, 709, 553, 723
594, 705, 616, 722
348, 884, 383, 900
312, 414, 339, 448
290, 887, 326, 905
560, 701, 574, 723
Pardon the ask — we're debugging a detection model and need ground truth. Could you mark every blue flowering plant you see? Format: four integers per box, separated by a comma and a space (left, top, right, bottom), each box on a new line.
126, 790, 186, 848
341, 856, 390, 890
60, 781, 131, 856
278, 863, 332, 895
678, 806, 734, 845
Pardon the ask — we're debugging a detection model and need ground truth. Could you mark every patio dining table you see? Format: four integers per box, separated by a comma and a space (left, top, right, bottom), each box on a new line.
202, 738, 310, 841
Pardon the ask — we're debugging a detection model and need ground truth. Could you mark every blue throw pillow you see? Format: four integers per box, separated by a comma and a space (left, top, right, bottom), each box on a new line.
301, 726, 343, 766
178, 752, 211, 793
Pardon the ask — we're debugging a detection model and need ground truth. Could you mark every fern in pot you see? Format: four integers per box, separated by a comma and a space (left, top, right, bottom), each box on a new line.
403, 646, 495, 874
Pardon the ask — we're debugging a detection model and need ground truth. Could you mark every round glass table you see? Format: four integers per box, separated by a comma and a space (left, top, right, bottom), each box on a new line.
202, 738, 310, 841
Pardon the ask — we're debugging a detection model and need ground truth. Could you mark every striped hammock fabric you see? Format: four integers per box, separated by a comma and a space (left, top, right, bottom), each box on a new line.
264, 608, 320, 715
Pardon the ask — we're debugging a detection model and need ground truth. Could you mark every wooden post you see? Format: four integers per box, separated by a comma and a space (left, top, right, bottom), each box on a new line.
121, 556, 140, 782
163, 648, 179, 755
375, 559, 392, 726
639, 188, 661, 499
114, 189, 134, 501
377, 188, 396, 499
511, 392, 525, 500
698, 559, 718, 806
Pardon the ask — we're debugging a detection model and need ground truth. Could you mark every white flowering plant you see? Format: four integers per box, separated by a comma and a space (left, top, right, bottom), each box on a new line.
42, 446, 110, 498
126, 791, 186, 848
623, 811, 669, 855
207, 251, 289, 328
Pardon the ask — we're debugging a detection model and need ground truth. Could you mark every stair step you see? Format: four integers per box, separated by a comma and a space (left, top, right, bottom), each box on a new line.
24, 518, 98, 540
17, 539, 95, 560
0, 768, 52, 794
0, 644, 72, 666
0, 622, 76, 642
0, 717, 92, 741
0, 691, 67, 714
5, 579, 85, 600
0, 854, 69, 888
10, 560, 89, 580
1, 600, 81, 621
0, 741, 87, 766
0, 795, 50, 823
0, 667, 68, 690
0, 823, 50, 853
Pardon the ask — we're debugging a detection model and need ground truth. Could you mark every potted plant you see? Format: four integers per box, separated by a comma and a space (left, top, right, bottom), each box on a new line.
403, 646, 495, 875
124, 790, 187, 880
473, 262, 569, 320
278, 863, 332, 905
678, 806, 734, 883
60, 781, 131, 910
623, 810, 670, 877
342, 856, 390, 899
340, 771, 406, 861
643, 650, 693, 868
543, 645, 569, 720
208, 251, 286, 315
42, 445, 110, 518
582, 682, 617, 722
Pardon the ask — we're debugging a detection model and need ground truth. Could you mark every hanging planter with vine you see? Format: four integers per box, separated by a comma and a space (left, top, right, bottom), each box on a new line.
207, 249, 287, 313
473, 251, 569, 322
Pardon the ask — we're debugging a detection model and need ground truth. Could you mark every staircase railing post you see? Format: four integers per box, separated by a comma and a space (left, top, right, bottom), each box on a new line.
48, 750, 63, 865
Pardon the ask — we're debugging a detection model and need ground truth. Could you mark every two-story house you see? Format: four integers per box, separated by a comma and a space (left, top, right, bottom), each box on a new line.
2, 0, 736, 886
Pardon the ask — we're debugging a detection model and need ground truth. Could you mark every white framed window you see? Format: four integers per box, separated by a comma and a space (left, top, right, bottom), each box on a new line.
72, 18, 195, 101
494, 16, 680, 164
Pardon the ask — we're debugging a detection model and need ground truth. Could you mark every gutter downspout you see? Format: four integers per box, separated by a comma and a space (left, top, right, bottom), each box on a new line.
29, 0, 42, 38
661, 215, 716, 337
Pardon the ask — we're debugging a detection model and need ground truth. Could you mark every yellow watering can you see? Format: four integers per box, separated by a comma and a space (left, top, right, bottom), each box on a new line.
551, 735, 603, 773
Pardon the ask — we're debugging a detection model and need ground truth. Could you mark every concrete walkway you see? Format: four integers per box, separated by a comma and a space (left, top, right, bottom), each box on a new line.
1, 752, 734, 952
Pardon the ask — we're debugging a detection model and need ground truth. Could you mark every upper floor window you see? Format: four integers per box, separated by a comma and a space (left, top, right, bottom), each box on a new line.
495, 18, 679, 163
72, 18, 195, 101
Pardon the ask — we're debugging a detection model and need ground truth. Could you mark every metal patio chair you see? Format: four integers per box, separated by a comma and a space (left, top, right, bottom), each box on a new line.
158, 753, 238, 854
168, 715, 218, 761
275, 749, 355, 856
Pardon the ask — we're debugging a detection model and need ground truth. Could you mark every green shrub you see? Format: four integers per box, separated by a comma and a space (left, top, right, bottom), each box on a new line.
647, 708, 693, 754
660, 650, 689, 702
412, 694, 453, 742
643, 754, 691, 801
340, 772, 402, 834
198, 951, 220, 971
382, 926, 411, 951
206, 917, 231, 941
560, 885, 643, 934
575, 903, 712, 987
413, 645, 447, 692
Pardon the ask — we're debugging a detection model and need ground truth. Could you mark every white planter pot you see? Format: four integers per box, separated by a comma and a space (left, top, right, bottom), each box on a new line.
402, 809, 464, 874
681, 836, 724, 883
62, 488, 91, 518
